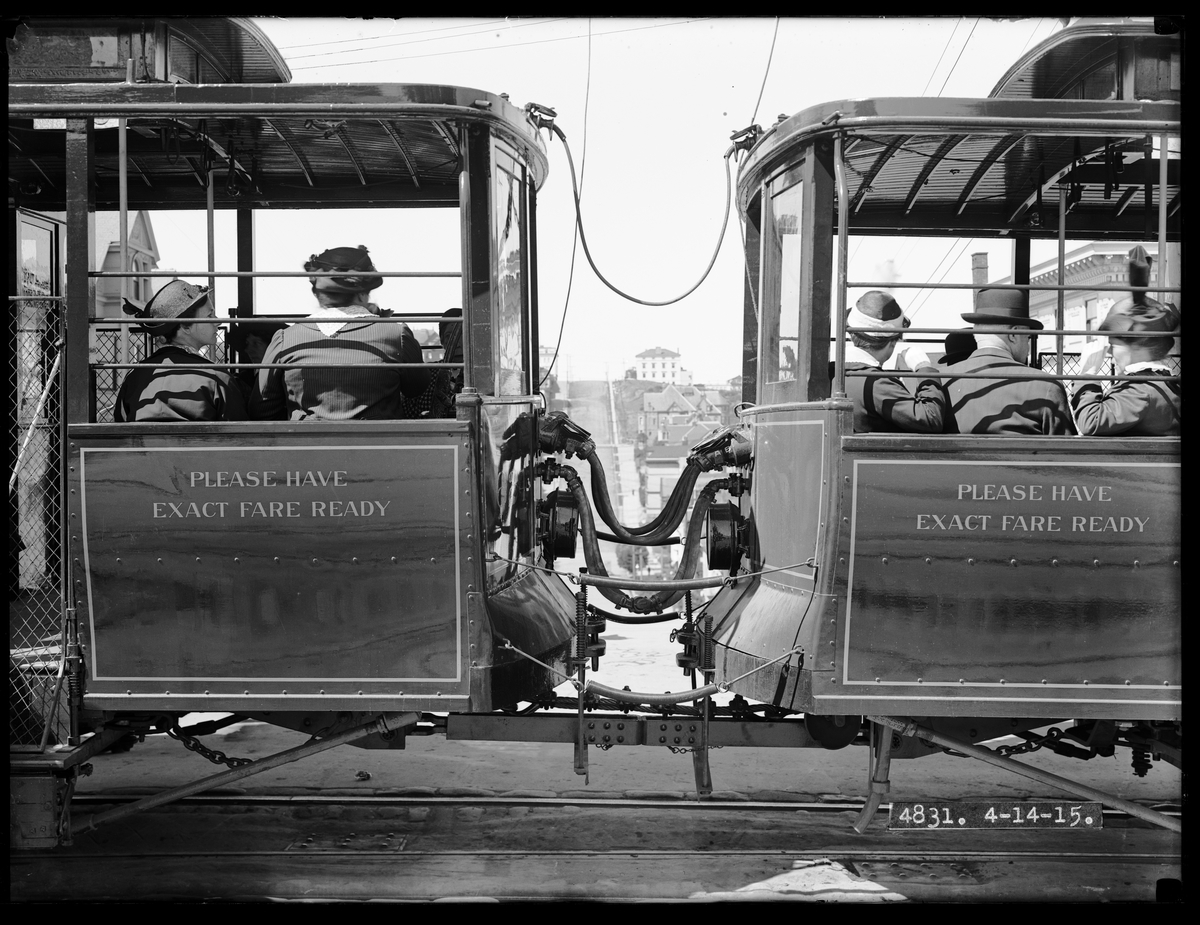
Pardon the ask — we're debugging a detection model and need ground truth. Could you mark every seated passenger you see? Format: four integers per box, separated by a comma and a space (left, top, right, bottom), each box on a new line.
440, 308, 465, 394
938, 329, 977, 367
943, 289, 1075, 435
228, 318, 288, 394
249, 245, 433, 421
1071, 246, 1180, 436
839, 291, 945, 433
115, 281, 247, 422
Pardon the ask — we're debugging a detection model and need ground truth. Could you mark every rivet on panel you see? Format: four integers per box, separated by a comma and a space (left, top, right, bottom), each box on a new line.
234, 557, 240, 563
924, 557, 931, 565
959, 679, 965, 684
1093, 559, 1100, 568
881, 557, 889, 565
1051, 559, 1059, 567
391, 556, 397, 563
352, 557, 359, 564
875, 677, 881, 683
157, 558, 163, 564
195, 557, 201, 562
1132, 560, 1140, 568
1041, 679, 1047, 685
1083, 679, 1089, 685
1010, 559, 1018, 567
917, 678, 922, 684
1124, 680, 1131, 686
967, 558, 975, 566
999, 679, 1005, 684
312, 558, 319, 564
274, 557, 281, 564
115, 557, 121, 564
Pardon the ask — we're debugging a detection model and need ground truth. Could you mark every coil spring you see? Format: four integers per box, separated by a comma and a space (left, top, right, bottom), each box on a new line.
1131, 748, 1152, 778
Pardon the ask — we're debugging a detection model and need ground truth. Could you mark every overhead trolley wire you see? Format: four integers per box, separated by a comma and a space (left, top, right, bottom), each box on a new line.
284, 18, 571, 60
540, 20, 592, 389
935, 17, 980, 97
275, 17, 519, 50
749, 18, 781, 126
920, 17, 961, 97
291, 18, 712, 70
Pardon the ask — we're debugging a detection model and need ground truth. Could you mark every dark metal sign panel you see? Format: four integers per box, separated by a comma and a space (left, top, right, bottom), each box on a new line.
78, 443, 468, 702
840, 460, 1180, 709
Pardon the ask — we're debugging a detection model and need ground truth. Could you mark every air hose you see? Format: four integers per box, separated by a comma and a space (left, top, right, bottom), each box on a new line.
584, 449, 701, 545
549, 463, 727, 613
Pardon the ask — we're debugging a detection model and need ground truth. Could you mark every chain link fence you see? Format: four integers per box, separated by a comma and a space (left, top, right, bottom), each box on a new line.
9, 298, 68, 748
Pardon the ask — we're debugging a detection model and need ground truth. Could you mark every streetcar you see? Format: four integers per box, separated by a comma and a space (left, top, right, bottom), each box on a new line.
8, 16, 1180, 849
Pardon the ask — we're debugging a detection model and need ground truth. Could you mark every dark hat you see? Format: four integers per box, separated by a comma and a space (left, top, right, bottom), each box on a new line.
939, 329, 978, 364
847, 290, 910, 339
304, 245, 383, 293
961, 288, 1043, 330
228, 318, 288, 350
121, 280, 210, 334
1098, 246, 1180, 350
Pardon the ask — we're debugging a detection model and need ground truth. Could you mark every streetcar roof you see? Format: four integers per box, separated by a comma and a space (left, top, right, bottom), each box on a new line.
736, 96, 1180, 240
8, 82, 549, 211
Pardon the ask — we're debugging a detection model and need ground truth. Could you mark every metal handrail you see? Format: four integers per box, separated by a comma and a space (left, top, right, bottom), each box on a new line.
88, 270, 461, 278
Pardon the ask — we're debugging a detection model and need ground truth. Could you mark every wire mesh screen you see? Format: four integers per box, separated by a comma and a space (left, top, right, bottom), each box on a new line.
1037, 352, 1182, 377
9, 298, 69, 747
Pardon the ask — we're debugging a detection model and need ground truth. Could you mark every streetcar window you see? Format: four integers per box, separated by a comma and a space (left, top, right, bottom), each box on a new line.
762, 179, 804, 386
492, 143, 528, 396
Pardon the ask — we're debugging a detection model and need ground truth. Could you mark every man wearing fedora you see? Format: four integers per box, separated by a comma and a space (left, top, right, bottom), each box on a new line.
1071, 246, 1180, 436
115, 280, 247, 422
249, 245, 433, 421
839, 290, 946, 434
943, 288, 1075, 435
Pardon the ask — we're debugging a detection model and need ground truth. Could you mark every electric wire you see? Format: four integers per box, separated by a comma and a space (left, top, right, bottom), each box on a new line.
553, 126, 734, 307
935, 17, 980, 97
906, 238, 975, 321
920, 17, 961, 96
291, 18, 712, 70
539, 19, 591, 389
280, 18, 566, 56
749, 18, 781, 126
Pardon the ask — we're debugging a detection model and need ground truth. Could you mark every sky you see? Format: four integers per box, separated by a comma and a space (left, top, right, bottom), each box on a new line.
146, 16, 1074, 384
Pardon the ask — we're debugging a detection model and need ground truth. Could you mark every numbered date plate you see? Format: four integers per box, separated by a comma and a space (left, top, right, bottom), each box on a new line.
888, 801, 1103, 830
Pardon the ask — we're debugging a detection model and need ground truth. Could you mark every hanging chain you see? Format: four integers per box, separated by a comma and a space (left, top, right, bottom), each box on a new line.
994, 726, 1065, 758
167, 724, 254, 769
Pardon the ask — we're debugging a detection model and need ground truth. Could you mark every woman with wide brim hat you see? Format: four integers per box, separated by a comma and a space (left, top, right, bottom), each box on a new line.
114, 281, 247, 422
1071, 246, 1180, 436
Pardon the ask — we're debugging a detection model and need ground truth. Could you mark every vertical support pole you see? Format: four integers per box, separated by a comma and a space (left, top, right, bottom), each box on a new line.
1056, 186, 1066, 376
1157, 132, 1169, 302
528, 181, 540, 390
235, 208, 254, 366
206, 169, 216, 334
691, 591, 713, 799
573, 573, 589, 782
118, 117, 129, 366
832, 132, 849, 398
64, 119, 94, 426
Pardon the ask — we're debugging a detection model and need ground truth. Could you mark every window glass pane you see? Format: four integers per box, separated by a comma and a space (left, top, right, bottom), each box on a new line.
765, 181, 803, 383
493, 160, 525, 395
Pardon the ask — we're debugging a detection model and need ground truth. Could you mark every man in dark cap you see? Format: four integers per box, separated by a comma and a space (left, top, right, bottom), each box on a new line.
227, 318, 289, 394
943, 289, 1075, 435
1071, 246, 1180, 436
249, 245, 433, 420
839, 290, 946, 433
115, 280, 247, 422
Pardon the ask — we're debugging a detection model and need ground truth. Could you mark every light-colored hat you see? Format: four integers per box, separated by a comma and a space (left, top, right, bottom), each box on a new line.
304, 245, 383, 293
121, 280, 210, 334
847, 290, 909, 340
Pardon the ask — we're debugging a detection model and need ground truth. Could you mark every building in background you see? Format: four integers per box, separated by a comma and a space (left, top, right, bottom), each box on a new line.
635, 346, 682, 383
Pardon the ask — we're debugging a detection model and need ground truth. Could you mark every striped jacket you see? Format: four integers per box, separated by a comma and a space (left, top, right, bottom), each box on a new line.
943, 348, 1076, 435
115, 345, 247, 422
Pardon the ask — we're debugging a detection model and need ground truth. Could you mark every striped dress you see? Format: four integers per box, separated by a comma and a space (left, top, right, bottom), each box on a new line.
114, 345, 247, 422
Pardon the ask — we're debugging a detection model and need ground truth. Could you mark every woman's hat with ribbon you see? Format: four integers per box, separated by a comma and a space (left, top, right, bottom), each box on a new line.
121, 280, 210, 334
